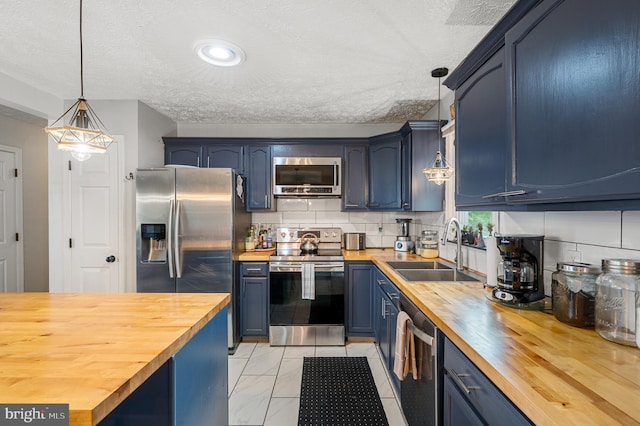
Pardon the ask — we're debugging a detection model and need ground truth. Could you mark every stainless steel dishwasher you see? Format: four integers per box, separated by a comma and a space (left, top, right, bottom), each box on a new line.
398, 293, 442, 426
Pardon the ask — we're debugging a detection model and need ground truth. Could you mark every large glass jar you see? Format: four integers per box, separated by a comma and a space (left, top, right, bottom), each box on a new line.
552, 262, 600, 328
595, 259, 640, 346
420, 230, 439, 259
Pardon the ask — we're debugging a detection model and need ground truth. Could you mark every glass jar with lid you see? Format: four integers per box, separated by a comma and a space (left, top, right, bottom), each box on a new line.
552, 262, 600, 328
420, 230, 439, 259
595, 259, 640, 346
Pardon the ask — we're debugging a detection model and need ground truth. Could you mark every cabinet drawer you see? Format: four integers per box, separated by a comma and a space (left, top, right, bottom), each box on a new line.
241, 262, 268, 277
444, 339, 531, 426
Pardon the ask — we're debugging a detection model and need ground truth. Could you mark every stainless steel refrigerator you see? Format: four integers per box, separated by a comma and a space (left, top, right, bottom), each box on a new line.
136, 167, 250, 351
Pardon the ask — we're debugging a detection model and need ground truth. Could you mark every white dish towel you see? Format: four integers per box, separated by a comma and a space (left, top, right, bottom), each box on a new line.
301, 263, 315, 300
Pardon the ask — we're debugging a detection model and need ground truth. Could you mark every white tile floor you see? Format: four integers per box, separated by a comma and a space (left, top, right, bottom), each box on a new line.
228, 342, 407, 426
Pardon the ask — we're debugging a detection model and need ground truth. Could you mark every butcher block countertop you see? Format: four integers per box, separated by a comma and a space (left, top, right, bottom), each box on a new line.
0, 292, 230, 426
359, 249, 640, 426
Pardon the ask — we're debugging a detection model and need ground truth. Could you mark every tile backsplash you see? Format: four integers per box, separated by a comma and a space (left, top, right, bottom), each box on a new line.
439, 210, 640, 296
252, 201, 640, 297
250, 198, 444, 248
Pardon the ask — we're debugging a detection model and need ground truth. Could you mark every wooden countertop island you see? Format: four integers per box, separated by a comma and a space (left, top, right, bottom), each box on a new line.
0, 293, 230, 426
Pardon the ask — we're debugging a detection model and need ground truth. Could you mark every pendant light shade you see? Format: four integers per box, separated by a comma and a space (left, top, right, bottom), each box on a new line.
423, 67, 453, 185
45, 0, 113, 161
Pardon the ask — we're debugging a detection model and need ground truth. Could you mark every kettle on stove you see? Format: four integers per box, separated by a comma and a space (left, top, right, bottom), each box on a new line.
300, 233, 319, 255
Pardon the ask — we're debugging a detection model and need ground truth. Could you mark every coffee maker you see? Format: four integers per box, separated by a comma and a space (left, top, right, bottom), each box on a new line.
492, 235, 544, 308
394, 218, 413, 252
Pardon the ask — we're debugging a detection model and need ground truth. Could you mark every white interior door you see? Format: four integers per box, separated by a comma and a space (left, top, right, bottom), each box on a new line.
0, 147, 23, 292
69, 144, 120, 292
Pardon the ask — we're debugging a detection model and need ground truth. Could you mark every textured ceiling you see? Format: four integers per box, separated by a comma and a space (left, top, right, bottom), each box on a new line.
0, 0, 516, 124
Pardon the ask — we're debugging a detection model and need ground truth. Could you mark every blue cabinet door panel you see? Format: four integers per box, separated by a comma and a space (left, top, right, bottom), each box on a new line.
505, 0, 640, 204
343, 145, 369, 210
207, 145, 244, 174
246, 146, 273, 210
455, 48, 508, 209
369, 134, 402, 210
346, 262, 374, 336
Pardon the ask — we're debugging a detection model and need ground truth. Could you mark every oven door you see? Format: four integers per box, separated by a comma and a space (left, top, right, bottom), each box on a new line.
269, 261, 345, 345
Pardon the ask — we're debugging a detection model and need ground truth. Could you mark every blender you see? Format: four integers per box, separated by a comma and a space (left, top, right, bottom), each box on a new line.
394, 218, 413, 252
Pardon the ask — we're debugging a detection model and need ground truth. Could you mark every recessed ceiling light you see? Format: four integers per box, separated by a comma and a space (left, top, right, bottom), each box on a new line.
195, 39, 245, 67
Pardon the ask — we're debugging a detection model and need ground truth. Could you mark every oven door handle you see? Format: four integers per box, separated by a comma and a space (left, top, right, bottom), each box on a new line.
269, 263, 344, 272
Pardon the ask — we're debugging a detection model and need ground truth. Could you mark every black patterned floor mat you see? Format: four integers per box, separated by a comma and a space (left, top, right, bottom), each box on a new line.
298, 356, 389, 426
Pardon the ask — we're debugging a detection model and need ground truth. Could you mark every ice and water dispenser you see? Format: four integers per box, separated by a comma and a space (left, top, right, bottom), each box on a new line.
140, 224, 167, 263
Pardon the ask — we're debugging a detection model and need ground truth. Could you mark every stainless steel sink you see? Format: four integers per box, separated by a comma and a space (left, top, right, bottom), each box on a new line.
385, 261, 451, 270
394, 269, 480, 282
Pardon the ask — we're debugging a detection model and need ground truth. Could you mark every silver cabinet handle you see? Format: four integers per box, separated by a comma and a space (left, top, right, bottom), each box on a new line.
174, 200, 182, 278
449, 369, 480, 394
482, 190, 527, 199
264, 194, 268, 208
246, 268, 262, 272
167, 199, 175, 278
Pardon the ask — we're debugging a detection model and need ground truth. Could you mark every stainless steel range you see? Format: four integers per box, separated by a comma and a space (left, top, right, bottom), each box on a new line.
269, 227, 345, 346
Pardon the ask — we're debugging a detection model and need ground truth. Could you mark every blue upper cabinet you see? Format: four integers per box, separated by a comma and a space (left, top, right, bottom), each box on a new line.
206, 145, 244, 174
454, 48, 508, 209
446, 0, 640, 210
342, 144, 369, 211
368, 132, 404, 210
403, 121, 445, 212
504, 0, 640, 206
165, 142, 203, 167
246, 145, 273, 211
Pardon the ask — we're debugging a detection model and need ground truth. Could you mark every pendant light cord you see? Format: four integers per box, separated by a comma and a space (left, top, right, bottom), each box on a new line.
79, 0, 84, 98
437, 76, 441, 151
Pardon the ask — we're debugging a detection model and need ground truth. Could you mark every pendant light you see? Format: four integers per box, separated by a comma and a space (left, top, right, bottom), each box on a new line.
423, 67, 453, 185
45, 0, 113, 161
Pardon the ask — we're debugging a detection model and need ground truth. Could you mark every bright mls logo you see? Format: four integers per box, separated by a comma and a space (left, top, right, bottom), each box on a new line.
0, 404, 68, 425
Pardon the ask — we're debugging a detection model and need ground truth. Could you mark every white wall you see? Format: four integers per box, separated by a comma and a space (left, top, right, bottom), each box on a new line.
0, 113, 49, 292
138, 101, 177, 168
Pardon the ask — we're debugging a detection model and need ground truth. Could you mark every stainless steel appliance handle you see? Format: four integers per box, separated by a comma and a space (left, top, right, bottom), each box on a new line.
174, 199, 182, 278
269, 263, 344, 272
334, 163, 339, 187
167, 199, 175, 278
408, 322, 434, 347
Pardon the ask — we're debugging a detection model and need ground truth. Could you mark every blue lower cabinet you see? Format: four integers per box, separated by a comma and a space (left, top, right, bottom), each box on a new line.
443, 337, 531, 426
374, 268, 400, 395
346, 262, 375, 336
240, 262, 269, 337
98, 307, 229, 426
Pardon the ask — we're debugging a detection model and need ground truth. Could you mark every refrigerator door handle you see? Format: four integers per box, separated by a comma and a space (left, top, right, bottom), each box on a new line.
174, 199, 183, 278
167, 199, 175, 278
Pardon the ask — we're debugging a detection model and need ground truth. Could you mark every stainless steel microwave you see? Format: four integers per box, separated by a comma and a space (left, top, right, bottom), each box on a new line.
273, 157, 341, 197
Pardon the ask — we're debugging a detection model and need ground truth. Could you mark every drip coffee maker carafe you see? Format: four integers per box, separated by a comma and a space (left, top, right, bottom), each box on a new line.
394, 218, 413, 252
492, 235, 544, 308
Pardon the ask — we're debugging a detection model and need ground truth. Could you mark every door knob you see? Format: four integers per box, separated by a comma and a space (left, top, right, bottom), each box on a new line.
106, 255, 116, 263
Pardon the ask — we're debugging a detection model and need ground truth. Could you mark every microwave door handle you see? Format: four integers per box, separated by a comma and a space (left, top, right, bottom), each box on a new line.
167, 199, 175, 278
334, 163, 339, 187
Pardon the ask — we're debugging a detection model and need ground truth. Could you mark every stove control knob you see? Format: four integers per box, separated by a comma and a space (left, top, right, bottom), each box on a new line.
280, 232, 286, 239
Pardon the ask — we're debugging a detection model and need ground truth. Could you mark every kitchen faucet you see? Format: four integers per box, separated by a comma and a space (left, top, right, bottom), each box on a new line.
443, 217, 464, 272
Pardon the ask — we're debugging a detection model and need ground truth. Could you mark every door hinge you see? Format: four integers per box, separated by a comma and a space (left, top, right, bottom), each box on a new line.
15, 233, 19, 242
68, 160, 72, 171
14, 168, 18, 178
69, 238, 73, 248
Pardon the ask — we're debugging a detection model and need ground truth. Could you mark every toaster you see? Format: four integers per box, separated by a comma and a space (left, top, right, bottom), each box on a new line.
343, 233, 366, 250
